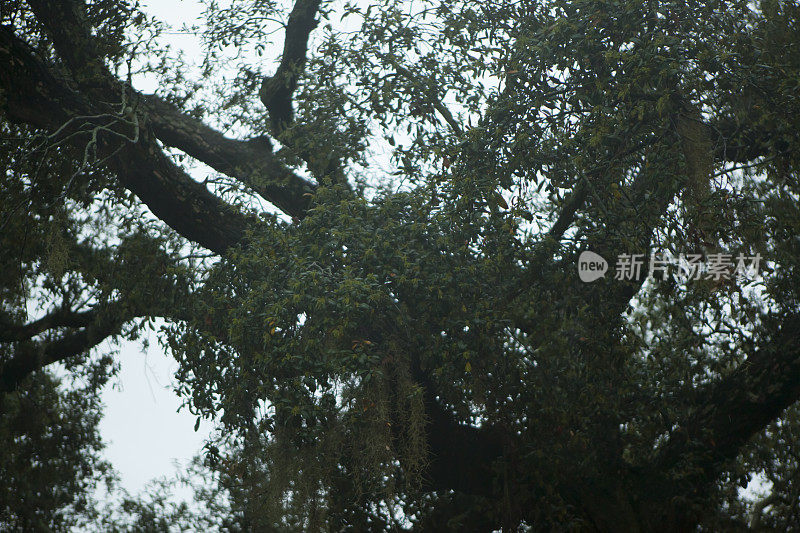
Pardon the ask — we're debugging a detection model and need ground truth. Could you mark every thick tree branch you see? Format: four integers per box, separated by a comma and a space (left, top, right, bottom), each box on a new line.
0, 305, 128, 393
258, 0, 348, 184
143, 95, 314, 218
409, 363, 506, 497
653, 313, 800, 486
259, 0, 321, 134
0, 308, 97, 342
115, 136, 250, 254
25, 0, 105, 83
27, 0, 318, 217
423, 394, 506, 497
547, 180, 589, 242
0, 26, 249, 253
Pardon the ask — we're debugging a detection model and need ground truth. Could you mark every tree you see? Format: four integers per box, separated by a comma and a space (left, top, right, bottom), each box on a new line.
0, 366, 113, 531
1, 0, 800, 530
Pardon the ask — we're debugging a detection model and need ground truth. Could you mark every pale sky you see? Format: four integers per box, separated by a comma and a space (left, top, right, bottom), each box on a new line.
99, 333, 211, 495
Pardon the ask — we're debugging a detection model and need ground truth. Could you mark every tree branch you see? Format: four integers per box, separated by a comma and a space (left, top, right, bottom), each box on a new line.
422, 394, 506, 497
0, 26, 250, 253
143, 95, 315, 218
26, 0, 318, 218
750, 492, 782, 530
0, 305, 128, 393
259, 0, 321, 134
653, 313, 800, 488
258, 0, 349, 184
0, 308, 97, 342
711, 116, 791, 164
410, 363, 506, 497
25, 0, 106, 84
575, 113, 709, 323
391, 62, 463, 136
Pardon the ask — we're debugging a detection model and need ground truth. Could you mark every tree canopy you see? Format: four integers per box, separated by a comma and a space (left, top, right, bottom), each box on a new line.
2, 0, 800, 530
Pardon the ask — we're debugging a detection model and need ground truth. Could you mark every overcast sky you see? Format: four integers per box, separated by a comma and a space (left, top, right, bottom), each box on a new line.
99, 333, 210, 495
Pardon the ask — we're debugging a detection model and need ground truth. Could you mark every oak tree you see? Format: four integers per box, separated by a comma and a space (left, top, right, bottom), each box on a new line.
2, 0, 800, 530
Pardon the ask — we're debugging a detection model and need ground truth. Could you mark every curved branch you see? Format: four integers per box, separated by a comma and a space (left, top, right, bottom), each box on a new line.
258, 0, 348, 184
26, 0, 322, 216
653, 313, 800, 488
259, 0, 321, 134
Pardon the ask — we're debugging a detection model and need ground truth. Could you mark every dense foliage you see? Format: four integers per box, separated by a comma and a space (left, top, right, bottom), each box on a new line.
1, 0, 800, 530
